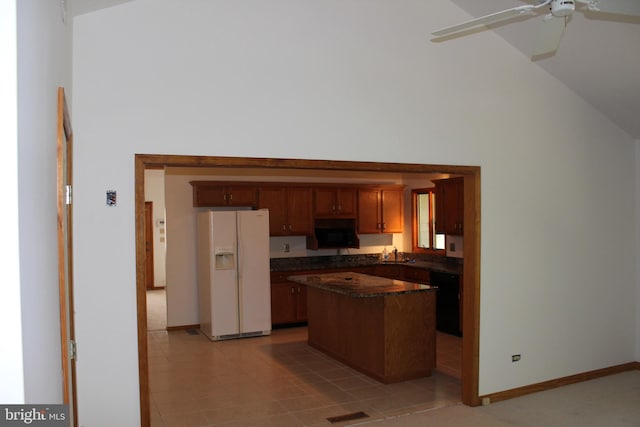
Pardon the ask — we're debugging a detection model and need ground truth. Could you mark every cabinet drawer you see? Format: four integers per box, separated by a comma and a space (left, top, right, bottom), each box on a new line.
402, 267, 430, 284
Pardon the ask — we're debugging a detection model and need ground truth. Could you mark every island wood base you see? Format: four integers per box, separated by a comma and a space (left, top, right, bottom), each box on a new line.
306, 286, 436, 384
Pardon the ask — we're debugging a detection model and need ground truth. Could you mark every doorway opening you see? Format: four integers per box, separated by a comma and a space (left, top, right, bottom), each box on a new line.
134, 154, 481, 427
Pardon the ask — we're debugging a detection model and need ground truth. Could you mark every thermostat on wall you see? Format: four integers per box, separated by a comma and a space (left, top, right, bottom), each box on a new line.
106, 190, 117, 206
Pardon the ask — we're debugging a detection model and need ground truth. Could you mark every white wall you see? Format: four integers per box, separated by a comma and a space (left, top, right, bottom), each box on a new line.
72, 1, 637, 425
16, 0, 72, 403
0, 0, 24, 403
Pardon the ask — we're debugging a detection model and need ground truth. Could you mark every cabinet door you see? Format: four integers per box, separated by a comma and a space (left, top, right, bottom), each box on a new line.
228, 186, 257, 207
335, 188, 357, 217
192, 184, 257, 207
434, 183, 445, 234
402, 267, 430, 284
193, 185, 227, 207
314, 188, 356, 217
287, 187, 313, 235
381, 189, 403, 233
270, 282, 297, 325
357, 189, 381, 233
452, 179, 464, 235
313, 188, 337, 217
443, 179, 463, 235
434, 178, 463, 235
295, 285, 307, 321
373, 264, 401, 279
258, 187, 288, 235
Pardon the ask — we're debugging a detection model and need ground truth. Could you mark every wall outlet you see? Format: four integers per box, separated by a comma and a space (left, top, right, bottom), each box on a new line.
283, 243, 290, 252
512, 354, 521, 362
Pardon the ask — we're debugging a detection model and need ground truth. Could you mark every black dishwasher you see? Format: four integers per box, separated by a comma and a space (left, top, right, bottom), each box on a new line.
430, 271, 461, 337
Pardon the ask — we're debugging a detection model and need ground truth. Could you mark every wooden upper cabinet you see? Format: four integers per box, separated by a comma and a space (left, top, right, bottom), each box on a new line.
190, 181, 258, 207
357, 189, 381, 233
381, 188, 403, 233
258, 186, 287, 235
433, 177, 463, 235
313, 187, 357, 218
258, 186, 312, 236
357, 186, 404, 234
287, 187, 313, 235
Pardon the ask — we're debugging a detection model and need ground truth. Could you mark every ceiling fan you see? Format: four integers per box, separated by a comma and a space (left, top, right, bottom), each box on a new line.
432, 0, 640, 56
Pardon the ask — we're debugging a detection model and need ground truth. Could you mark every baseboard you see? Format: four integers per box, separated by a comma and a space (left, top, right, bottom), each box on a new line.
166, 324, 200, 332
480, 362, 639, 404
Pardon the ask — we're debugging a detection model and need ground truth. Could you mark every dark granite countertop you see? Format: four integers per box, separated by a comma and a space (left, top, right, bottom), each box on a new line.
287, 271, 437, 298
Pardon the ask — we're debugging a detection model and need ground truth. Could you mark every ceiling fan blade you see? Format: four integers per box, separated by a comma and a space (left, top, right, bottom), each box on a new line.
533, 14, 567, 56
576, 0, 640, 16
432, 5, 537, 37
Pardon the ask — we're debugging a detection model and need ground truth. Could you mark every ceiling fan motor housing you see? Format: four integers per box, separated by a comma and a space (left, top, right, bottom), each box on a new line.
551, 0, 575, 16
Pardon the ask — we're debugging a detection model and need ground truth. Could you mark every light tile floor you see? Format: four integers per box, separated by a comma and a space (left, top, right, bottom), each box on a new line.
148, 326, 462, 426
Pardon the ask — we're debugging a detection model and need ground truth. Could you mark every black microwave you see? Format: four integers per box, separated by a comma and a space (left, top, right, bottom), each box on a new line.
307, 218, 360, 249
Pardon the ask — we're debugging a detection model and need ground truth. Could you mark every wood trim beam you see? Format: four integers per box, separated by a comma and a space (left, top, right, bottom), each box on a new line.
134, 153, 483, 426
135, 155, 149, 427
462, 173, 481, 406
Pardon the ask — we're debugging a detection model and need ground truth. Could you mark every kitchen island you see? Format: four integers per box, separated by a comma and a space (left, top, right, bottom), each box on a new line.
287, 272, 437, 384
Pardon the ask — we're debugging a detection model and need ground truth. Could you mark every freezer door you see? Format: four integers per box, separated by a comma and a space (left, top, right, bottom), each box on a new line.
208, 211, 240, 338
237, 210, 272, 334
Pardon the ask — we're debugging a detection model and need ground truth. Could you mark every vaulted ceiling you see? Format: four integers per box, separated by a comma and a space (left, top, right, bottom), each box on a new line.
442, 0, 640, 139
68, 0, 640, 139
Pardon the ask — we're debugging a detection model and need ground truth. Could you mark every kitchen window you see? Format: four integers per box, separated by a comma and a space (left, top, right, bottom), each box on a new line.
412, 188, 445, 253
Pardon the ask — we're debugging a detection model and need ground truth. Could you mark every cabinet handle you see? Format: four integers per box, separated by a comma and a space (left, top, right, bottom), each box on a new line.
223, 194, 227, 201
297, 287, 301, 293
229, 194, 232, 202
282, 224, 287, 231
337, 204, 342, 212
377, 223, 381, 229
291, 287, 295, 294
382, 222, 386, 230
332, 204, 336, 212
288, 224, 293, 231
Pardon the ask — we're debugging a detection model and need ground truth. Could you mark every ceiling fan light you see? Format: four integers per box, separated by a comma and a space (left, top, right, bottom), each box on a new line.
551, 0, 576, 17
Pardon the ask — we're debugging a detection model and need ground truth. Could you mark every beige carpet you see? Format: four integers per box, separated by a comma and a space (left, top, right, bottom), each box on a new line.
354, 370, 640, 426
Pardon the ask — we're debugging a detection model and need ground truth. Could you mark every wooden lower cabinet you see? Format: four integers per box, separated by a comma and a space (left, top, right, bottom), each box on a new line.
402, 266, 430, 284
270, 272, 308, 326
372, 264, 402, 280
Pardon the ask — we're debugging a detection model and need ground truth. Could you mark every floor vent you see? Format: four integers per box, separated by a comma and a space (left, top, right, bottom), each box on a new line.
326, 411, 369, 423
186, 329, 199, 335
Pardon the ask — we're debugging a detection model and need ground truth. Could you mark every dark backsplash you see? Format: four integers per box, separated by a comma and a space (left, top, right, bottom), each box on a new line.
270, 252, 463, 273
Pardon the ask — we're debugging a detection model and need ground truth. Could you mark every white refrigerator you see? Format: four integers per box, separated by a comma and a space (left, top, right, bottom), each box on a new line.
196, 209, 271, 341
